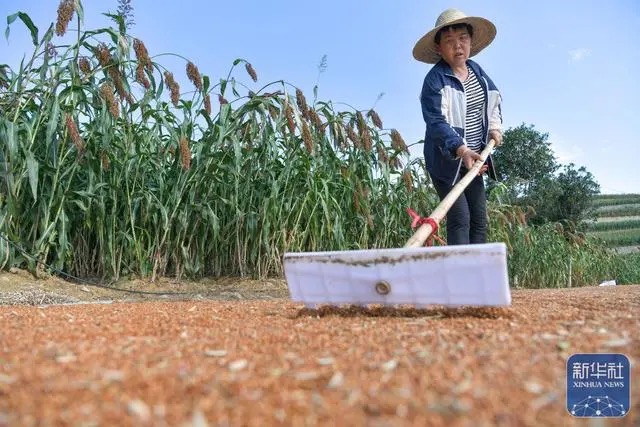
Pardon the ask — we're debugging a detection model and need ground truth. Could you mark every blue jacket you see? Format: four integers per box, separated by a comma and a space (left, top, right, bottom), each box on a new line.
420, 58, 502, 185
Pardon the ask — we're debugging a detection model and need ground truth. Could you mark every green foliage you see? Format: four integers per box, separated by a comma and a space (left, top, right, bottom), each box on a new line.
593, 193, 640, 200
526, 163, 600, 224
595, 204, 640, 217
491, 123, 600, 225
590, 229, 640, 247
586, 219, 640, 232
486, 187, 626, 288
591, 195, 640, 207
610, 252, 640, 284
491, 123, 557, 195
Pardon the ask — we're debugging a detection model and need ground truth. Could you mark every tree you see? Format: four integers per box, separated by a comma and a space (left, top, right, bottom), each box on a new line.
524, 163, 600, 224
491, 123, 558, 197
490, 124, 600, 224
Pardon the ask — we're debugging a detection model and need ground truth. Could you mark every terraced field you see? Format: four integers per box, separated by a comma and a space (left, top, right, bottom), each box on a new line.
588, 194, 640, 253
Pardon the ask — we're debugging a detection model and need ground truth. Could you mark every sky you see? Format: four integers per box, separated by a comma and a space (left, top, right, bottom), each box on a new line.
2, 0, 639, 194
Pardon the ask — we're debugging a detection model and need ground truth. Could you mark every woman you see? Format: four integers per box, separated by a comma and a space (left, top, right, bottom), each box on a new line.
413, 8, 503, 245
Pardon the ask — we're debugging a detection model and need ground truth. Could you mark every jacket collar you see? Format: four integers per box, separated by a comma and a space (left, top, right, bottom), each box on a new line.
434, 58, 481, 76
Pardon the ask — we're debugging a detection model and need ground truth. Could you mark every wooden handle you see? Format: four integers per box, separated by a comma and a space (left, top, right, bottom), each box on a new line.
404, 140, 496, 248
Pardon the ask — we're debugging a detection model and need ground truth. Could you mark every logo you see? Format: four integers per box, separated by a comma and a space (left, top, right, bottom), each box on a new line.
567, 353, 630, 418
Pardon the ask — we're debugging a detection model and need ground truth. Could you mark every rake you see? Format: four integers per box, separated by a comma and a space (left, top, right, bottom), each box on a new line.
283, 140, 511, 308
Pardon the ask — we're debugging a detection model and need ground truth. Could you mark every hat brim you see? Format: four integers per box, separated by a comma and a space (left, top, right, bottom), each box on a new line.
412, 16, 496, 64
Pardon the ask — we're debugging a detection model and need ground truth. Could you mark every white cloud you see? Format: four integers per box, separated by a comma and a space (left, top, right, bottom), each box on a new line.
568, 48, 591, 62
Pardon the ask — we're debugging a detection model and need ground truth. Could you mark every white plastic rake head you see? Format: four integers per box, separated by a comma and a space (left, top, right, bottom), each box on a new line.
283, 140, 511, 309
283, 242, 511, 308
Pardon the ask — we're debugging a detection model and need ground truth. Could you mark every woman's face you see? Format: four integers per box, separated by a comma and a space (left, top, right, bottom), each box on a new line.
436, 26, 472, 68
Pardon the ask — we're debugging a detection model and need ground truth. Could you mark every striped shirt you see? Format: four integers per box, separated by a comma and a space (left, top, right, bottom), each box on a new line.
462, 66, 485, 153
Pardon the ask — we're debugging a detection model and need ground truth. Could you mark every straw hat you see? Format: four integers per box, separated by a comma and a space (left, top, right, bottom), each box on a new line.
412, 8, 496, 64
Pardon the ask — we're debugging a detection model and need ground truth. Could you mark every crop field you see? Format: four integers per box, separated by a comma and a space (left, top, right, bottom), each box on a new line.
591, 195, 640, 208
589, 194, 640, 253
594, 204, 640, 218
590, 228, 640, 247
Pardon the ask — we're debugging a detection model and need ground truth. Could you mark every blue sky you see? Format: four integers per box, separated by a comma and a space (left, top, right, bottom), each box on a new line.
3, 0, 639, 194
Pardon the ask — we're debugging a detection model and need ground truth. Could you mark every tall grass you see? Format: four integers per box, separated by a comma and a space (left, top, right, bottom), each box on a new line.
611, 253, 640, 284
0, 1, 636, 288
0, 3, 436, 280
487, 186, 630, 287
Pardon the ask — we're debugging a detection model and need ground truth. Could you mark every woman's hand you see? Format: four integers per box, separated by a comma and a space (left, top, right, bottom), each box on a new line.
489, 129, 503, 147
456, 145, 482, 171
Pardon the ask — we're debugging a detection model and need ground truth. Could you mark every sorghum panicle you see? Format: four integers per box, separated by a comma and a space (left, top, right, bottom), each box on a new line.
64, 113, 85, 153
285, 104, 296, 134
377, 146, 389, 166
178, 137, 191, 170
390, 129, 408, 153
186, 61, 203, 91
346, 125, 361, 149
245, 63, 258, 82
218, 94, 229, 105
107, 68, 127, 101
518, 212, 527, 226
361, 127, 372, 152
353, 182, 362, 213
356, 111, 366, 135
295, 89, 309, 116
78, 57, 91, 77
204, 94, 212, 115
390, 156, 402, 170
402, 169, 414, 193
267, 105, 279, 121
366, 214, 374, 230
163, 71, 180, 106
100, 83, 119, 118
368, 109, 383, 129
100, 151, 110, 171
308, 108, 322, 130
136, 64, 150, 89
302, 121, 313, 154
96, 43, 111, 67
133, 39, 153, 72
55, 0, 75, 36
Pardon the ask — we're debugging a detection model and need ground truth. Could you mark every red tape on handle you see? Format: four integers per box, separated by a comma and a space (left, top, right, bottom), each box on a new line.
406, 208, 446, 246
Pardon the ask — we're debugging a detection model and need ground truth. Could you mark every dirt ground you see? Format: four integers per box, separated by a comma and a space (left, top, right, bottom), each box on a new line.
0, 268, 290, 305
0, 269, 638, 426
